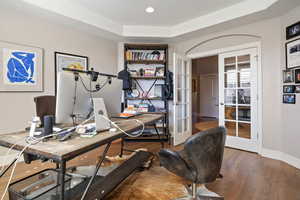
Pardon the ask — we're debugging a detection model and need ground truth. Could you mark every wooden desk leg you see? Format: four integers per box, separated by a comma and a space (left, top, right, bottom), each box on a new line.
154, 124, 164, 148
59, 161, 66, 200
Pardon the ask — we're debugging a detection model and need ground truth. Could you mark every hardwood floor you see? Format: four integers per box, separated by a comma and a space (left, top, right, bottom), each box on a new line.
0, 141, 300, 200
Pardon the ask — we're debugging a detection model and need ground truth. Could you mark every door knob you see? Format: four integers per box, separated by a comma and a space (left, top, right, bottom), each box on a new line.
220, 103, 224, 106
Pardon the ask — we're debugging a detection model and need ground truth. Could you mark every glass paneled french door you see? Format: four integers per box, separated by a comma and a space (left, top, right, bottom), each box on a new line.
173, 53, 192, 146
219, 48, 258, 152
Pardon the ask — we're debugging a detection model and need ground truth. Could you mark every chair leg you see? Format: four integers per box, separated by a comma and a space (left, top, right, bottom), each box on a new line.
173, 183, 200, 200
192, 183, 197, 199
196, 184, 224, 200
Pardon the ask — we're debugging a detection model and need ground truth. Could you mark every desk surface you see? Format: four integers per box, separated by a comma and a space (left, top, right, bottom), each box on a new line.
0, 114, 163, 162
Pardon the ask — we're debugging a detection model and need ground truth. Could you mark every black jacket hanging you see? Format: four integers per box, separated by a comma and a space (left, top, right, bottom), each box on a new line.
118, 69, 132, 91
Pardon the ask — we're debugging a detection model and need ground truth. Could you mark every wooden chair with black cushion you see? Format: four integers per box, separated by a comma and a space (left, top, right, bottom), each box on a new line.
34, 95, 56, 126
159, 127, 226, 200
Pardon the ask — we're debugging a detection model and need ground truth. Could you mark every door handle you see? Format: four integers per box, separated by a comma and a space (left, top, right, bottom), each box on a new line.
220, 103, 224, 106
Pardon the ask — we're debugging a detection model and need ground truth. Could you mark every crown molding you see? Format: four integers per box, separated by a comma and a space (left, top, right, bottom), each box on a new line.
22, 0, 278, 38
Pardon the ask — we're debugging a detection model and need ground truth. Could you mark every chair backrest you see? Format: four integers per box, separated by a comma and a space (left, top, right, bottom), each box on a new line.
34, 95, 56, 126
183, 126, 226, 184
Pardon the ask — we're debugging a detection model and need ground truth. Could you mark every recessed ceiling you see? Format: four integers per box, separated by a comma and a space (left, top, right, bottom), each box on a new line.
20, 0, 279, 38
75, 0, 245, 26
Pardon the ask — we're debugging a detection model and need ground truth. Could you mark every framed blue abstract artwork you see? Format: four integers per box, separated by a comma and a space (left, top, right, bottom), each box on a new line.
0, 41, 43, 92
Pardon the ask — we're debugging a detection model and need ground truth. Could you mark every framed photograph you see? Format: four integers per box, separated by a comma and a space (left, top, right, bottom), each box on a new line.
286, 21, 300, 40
283, 85, 295, 93
294, 68, 300, 83
283, 69, 294, 83
54, 52, 88, 92
295, 85, 300, 93
286, 39, 300, 69
283, 94, 296, 104
0, 41, 43, 92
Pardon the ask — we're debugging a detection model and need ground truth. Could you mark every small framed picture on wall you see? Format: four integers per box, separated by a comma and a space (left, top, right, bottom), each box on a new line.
283, 69, 294, 83
295, 68, 300, 83
295, 85, 300, 93
286, 39, 300, 69
286, 21, 300, 40
283, 85, 295, 93
283, 94, 296, 104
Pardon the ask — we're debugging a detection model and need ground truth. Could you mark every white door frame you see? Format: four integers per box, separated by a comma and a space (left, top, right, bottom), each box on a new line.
187, 42, 262, 154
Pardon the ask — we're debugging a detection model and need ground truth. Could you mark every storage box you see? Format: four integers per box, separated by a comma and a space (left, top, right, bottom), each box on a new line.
9, 169, 71, 200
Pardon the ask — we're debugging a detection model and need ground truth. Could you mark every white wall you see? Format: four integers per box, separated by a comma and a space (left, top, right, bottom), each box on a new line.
0, 4, 121, 135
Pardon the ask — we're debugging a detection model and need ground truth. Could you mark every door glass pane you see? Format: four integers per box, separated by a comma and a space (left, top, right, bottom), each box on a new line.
176, 104, 183, 119
225, 89, 236, 104
177, 120, 183, 132
184, 104, 188, 117
178, 75, 182, 88
177, 59, 182, 75
225, 121, 236, 137
225, 71, 236, 88
183, 61, 187, 75
183, 89, 187, 103
177, 89, 182, 103
225, 57, 236, 67
182, 75, 186, 89
238, 106, 251, 122
238, 64, 250, 88
237, 55, 250, 63
183, 118, 188, 132
225, 106, 236, 120
238, 122, 251, 139
238, 89, 250, 104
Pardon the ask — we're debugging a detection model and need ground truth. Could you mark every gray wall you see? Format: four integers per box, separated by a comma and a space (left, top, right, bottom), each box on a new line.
280, 7, 300, 159
0, 5, 121, 135
172, 5, 300, 160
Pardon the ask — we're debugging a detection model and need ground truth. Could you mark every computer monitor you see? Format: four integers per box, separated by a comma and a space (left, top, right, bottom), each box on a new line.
56, 71, 93, 124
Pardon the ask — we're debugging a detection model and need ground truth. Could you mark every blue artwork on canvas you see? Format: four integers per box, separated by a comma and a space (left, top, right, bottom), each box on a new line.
6, 51, 35, 84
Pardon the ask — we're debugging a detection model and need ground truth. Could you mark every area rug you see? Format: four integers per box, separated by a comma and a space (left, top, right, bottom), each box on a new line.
105, 160, 187, 200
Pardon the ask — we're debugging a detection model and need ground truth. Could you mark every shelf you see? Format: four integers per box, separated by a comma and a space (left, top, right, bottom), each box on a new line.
126, 97, 163, 100
126, 60, 166, 64
125, 43, 168, 50
124, 43, 169, 144
131, 76, 166, 80
140, 112, 167, 114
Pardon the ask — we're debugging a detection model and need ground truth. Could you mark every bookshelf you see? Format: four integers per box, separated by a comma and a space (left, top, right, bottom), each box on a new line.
123, 43, 169, 144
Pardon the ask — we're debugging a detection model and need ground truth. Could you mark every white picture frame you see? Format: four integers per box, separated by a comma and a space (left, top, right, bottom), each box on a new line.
0, 41, 43, 92
286, 38, 300, 69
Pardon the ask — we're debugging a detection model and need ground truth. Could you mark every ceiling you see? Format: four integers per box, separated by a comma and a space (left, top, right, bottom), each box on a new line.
5, 0, 299, 39
75, 0, 244, 26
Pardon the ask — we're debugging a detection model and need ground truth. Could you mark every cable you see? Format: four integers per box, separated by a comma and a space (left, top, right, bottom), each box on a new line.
0, 141, 22, 174
71, 78, 78, 125
0, 142, 32, 200
100, 115, 145, 138
78, 74, 109, 93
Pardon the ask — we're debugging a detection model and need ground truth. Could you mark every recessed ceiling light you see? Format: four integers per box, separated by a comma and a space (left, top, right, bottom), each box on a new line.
145, 6, 155, 13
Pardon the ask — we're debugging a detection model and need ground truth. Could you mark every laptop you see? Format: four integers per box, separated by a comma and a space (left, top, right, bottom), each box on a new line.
93, 98, 111, 132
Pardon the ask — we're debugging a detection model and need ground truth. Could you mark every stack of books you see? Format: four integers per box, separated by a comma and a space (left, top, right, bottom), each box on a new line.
126, 51, 165, 61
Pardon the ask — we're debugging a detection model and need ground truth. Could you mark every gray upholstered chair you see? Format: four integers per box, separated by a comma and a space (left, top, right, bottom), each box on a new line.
158, 127, 226, 200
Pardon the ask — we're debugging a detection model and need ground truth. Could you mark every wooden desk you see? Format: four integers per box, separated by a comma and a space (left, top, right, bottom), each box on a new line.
0, 114, 163, 200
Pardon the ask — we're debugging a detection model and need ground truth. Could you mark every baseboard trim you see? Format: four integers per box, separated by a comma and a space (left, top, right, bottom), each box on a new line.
261, 148, 300, 169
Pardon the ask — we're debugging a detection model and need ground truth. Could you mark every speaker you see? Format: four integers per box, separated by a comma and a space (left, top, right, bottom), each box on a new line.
43, 115, 54, 136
